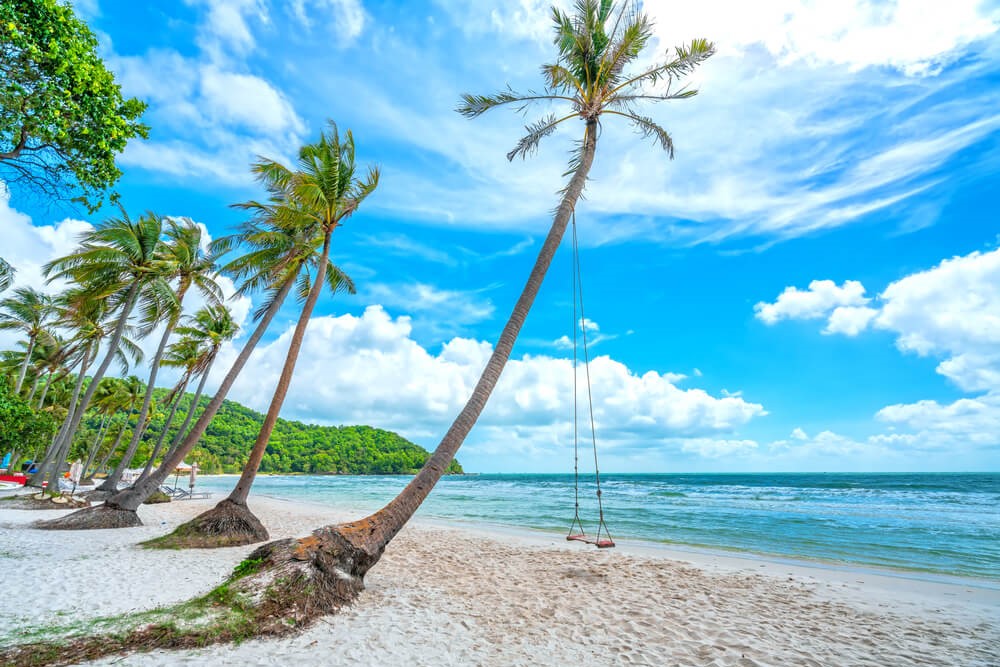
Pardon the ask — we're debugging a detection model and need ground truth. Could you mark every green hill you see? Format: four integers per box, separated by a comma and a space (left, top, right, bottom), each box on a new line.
75, 388, 463, 476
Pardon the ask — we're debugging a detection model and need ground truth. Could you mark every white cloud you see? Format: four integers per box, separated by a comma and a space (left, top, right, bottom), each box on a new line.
223, 305, 766, 453
290, 0, 367, 42
876, 394, 1000, 448
335, 0, 999, 249
874, 249, 1000, 391
757, 249, 1000, 391
362, 282, 496, 340
646, 0, 998, 75
754, 279, 870, 325
107, 7, 304, 187
823, 305, 879, 336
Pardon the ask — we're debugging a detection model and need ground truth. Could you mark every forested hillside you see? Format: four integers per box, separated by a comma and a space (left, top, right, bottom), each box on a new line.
75, 388, 463, 476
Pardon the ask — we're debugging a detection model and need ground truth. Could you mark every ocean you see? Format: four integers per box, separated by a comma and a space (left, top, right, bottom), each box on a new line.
193, 472, 1000, 581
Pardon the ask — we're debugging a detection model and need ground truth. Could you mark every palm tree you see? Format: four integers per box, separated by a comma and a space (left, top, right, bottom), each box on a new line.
135, 304, 238, 482
0, 257, 12, 292
0, 287, 55, 394
95, 218, 222, 495
37, 210, 169, 492
137, 0, 711, 616
39, 146, 345, 529
158, 124, 373, 548
28, 286, 143, 488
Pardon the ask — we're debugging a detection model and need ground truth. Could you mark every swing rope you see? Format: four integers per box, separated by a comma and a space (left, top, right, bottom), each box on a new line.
566, 210, 614, 549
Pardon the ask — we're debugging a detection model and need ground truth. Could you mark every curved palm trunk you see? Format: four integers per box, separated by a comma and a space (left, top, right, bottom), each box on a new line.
93, 419, 129, 478
14, 336, 35, 394
136, 374, 190, 482
98, 302, 186, 493
26, 371, 41, 403
29, 349, 94, 488
231, 233, 331, 505
341, 121, 598, 553
162, 359, 214, 461
41, 284, 140, 485
81, 416, 111, 480
37, 277, 297, 529
35, 372, 54, 408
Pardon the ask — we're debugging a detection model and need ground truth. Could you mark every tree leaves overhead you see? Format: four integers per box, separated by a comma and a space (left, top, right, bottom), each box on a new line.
457, 0, 714, 164
0, 0, 148, 209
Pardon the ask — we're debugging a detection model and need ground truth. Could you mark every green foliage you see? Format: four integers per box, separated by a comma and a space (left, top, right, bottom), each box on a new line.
74, 387, 463, 476
0, 0, 148, 208
0, 380, 56, 457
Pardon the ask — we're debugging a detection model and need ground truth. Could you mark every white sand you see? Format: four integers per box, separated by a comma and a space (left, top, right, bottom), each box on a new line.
1, 495, 997, 666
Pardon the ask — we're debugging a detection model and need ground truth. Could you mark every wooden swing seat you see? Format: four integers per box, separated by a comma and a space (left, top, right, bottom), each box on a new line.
566, 534, 615, 548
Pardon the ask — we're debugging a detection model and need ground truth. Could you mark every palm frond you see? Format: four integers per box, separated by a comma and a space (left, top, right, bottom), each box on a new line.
507, 113, 578, 161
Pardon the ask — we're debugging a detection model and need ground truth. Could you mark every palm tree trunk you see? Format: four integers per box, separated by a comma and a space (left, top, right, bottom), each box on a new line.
340, 120, 599, 554
14, 335, 34, 394
29, 349, 93, 488
104, 276, 296, 513
229, 232, 331, 506
162, 360, 213, 462
93, 419, 129, 479
6, 450, 18, 474
98, 294, 187, 493
136, 374, 190, 483
34, 372, 53, 408
50, 283, 141, 472
26, 371, 41, 403
81, 416, 110, 480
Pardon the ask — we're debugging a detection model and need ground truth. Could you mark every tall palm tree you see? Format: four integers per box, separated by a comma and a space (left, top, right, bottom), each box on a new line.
95, 218, 222, 495
37, 210, 169, 492
0, 287, 55, 394
135, 304, 238, 482
39, 149, 345, 529
159, 124, 373, 547
142, 1, 711, 616
0, 257, 13, 292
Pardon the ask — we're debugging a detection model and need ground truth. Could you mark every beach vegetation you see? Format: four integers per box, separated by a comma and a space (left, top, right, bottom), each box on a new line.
0, 0, 148, 209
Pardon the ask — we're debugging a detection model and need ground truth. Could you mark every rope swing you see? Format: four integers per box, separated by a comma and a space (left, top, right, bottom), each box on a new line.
566, 210, 614, 549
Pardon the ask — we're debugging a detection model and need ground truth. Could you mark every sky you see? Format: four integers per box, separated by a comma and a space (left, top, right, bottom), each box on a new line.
1, 0, 999, 473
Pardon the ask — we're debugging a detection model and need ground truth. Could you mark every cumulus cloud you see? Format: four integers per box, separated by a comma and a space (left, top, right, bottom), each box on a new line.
223, 305, 766, 456
754, 279, 870, 325
107, 6, 304, 187
757, 247, 1000, 457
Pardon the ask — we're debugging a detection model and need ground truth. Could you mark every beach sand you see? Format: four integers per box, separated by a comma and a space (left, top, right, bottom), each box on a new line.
1, 495, 997, 666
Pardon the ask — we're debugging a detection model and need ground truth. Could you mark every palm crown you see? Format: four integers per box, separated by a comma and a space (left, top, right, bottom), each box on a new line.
458, 0, 713, 162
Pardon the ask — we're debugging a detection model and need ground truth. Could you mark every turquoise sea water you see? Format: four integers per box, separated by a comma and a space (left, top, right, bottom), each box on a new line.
194, 472, 1000, 581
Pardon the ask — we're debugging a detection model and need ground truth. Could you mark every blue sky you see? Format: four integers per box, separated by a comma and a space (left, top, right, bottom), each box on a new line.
2, 0, 999, 473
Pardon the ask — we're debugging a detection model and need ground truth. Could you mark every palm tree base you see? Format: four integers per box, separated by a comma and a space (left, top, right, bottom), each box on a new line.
0, 493, 91, 510
34, 503, 142, 530
0, 525, 380, 666
141, 499, 269, 549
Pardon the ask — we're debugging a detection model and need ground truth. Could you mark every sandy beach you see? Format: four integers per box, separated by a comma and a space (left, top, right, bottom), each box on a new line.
1, 494, 997, 666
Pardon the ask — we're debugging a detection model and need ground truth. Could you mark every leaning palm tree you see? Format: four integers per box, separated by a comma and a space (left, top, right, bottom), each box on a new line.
153, 124, 372, 548
38, 141, 346, 529
94, 218, 222, 496
158, 0, 708, 619
0, 286, 55, 394
36, 210, 168, 490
